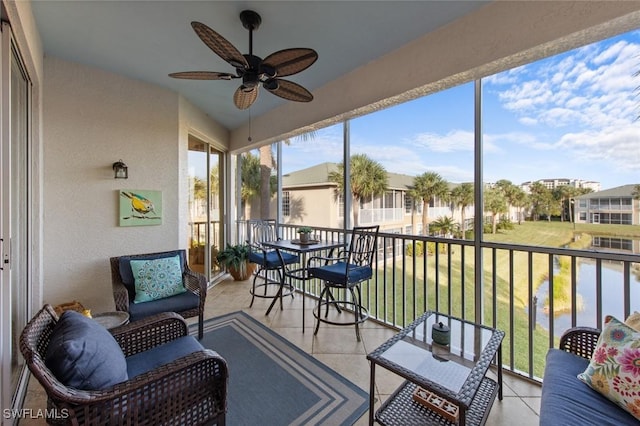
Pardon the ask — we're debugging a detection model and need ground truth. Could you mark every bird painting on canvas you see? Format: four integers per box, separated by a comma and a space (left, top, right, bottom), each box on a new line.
120, 191, 160, 220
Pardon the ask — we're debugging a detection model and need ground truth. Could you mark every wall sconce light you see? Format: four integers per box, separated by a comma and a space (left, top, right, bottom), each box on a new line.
112, 160, 128, 179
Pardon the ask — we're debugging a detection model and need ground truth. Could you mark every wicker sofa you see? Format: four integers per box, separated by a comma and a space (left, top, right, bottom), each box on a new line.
20, 305, 227, 425
540, 326, 638, 425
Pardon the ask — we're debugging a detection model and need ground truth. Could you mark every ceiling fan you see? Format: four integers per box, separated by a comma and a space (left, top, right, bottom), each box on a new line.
169, 10, 318, 110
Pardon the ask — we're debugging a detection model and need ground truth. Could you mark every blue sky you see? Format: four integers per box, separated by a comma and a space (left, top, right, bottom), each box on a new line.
282, 29, 640, 191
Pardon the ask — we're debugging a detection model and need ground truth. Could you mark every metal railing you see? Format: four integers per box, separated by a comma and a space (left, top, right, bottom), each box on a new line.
235, 221, 640, 381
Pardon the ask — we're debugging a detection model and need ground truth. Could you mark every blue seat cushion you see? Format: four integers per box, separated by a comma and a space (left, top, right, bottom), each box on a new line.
540, 349, 639, 425
45, 311, 128, 390
308, 261, 372, 286
126, 335, 204, 378
128, 291, 199, 322
249, 250, 299, 268
118, 250, 186, 299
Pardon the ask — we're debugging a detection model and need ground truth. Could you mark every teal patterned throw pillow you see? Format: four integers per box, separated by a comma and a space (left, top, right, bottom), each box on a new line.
131, 255, 186, 303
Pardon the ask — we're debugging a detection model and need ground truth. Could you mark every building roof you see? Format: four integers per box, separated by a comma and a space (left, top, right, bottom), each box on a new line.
282, 162, 459, 192
575, 184, 638, 199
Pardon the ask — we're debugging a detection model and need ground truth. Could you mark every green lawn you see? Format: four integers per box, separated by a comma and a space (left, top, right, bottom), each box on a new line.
359, 221, 638, 378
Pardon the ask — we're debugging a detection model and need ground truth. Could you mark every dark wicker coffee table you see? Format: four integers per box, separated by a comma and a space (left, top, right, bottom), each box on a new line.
367, 311, 504, 425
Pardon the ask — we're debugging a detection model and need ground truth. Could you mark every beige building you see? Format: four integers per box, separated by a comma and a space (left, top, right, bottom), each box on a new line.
521, 178, 601, 193
575, 184, 639, 226
276, 162, 475, 235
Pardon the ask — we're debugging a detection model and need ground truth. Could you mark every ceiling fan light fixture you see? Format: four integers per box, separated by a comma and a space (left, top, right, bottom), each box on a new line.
263, 79, 279, 91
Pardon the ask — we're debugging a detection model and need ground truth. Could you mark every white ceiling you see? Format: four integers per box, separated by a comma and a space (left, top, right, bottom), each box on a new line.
31, 1, 489, 130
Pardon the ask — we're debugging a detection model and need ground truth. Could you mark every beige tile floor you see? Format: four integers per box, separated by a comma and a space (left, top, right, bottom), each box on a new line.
21, 278, 542, 425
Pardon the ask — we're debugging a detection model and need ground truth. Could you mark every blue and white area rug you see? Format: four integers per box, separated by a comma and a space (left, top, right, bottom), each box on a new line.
193, 311, 368, 426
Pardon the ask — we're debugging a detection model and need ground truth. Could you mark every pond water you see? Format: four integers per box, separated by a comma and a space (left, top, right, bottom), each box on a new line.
534, 259, 640, 336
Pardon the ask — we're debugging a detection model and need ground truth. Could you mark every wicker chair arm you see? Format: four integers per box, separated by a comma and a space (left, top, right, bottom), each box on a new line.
46, 350, 228, 408
112, 280, 130, 312
558, 326, 601, 360
184, 267, 208, 296
111, 312, 188, 357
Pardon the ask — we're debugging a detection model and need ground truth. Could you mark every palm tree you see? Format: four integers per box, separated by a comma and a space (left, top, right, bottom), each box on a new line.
328, 154, 388, 226
632, 184, 640, 200
484, 186, 507, 234
241, 152, 261, 219
430, 216, 459, 237
495, 179, 519, 222
529, 182, 553, 221
259, 145, 273, 218
512, 188, 528, 224
450, 183, 474, 237
258, 132, 317, 219
553, 185, 580, 222
412, 172, 449, 235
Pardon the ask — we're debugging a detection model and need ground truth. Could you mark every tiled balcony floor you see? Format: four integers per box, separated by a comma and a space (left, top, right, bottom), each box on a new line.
21, 278, 542, 425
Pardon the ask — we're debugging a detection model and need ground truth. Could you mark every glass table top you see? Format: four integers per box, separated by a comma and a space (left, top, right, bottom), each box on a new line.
378, 312, 496, 393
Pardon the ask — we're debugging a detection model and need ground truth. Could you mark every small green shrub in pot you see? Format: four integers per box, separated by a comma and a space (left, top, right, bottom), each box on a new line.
216, 243, 255, 280
297, 226, 313, 242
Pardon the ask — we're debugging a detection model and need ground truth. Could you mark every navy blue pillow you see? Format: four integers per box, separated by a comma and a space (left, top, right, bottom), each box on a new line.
45, 311, 128, 390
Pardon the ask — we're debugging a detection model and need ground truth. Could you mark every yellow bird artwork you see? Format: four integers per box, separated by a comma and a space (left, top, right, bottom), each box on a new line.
120, 191, 159, 220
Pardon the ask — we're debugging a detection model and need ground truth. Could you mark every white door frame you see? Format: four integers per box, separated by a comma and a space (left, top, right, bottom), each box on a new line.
0, 19, 15, 419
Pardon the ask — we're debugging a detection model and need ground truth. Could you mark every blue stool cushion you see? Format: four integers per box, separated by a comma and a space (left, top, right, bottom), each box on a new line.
126, 335, 204, 378
308, 262, 372, 285
128, 291, 199, 322
540, 349, 639, 425
249, 250, 299, 268
45, 311, 128, 390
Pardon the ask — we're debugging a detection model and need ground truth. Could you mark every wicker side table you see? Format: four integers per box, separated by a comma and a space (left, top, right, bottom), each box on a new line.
367, 311, 504, 426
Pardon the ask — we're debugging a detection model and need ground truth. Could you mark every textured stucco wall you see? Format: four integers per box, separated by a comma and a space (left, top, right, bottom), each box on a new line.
42, 56, 226, 313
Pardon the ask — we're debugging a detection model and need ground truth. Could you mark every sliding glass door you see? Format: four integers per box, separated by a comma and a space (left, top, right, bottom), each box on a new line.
1, 21, 31, 413
187, 135, 224, 282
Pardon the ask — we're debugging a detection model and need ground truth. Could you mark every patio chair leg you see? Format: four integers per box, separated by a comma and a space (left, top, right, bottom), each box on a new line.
314, 287, 328, 335
198, 312, 204, 340
250, 271, 260, 308
350, 287, 362, 342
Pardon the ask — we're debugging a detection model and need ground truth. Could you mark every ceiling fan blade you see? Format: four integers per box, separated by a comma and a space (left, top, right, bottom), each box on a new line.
191, 21, 248, 69
168, 71, 237, 80
233, 86, 259, 110
262, 48, 318, 77
265, 79, 313, 102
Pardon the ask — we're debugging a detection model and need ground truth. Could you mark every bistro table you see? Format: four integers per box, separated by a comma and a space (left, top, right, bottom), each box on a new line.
261, 238, 345, 331
367, 310, 504, 425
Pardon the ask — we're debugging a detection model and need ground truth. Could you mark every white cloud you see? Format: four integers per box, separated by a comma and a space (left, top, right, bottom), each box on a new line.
519, 117, 538, 126
484, 131, 555, 151
484, 32, 640, 178
555, 124, 640, 172
412, 130, 475, 152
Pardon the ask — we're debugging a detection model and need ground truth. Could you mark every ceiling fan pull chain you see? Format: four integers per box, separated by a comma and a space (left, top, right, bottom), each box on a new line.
248, 109, 253, 142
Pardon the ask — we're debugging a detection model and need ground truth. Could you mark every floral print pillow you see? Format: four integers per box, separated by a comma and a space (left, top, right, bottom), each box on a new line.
578, 315, 640, 420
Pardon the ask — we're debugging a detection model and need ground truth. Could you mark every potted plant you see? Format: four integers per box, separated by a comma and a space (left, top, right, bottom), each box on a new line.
297, 226, 313, 243
216, 243, 256, 281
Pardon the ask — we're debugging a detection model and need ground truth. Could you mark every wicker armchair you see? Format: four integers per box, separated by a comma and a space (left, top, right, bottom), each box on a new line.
110, 249, 207, 339
20, 304, 227, 425
558, 326, 601, 359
